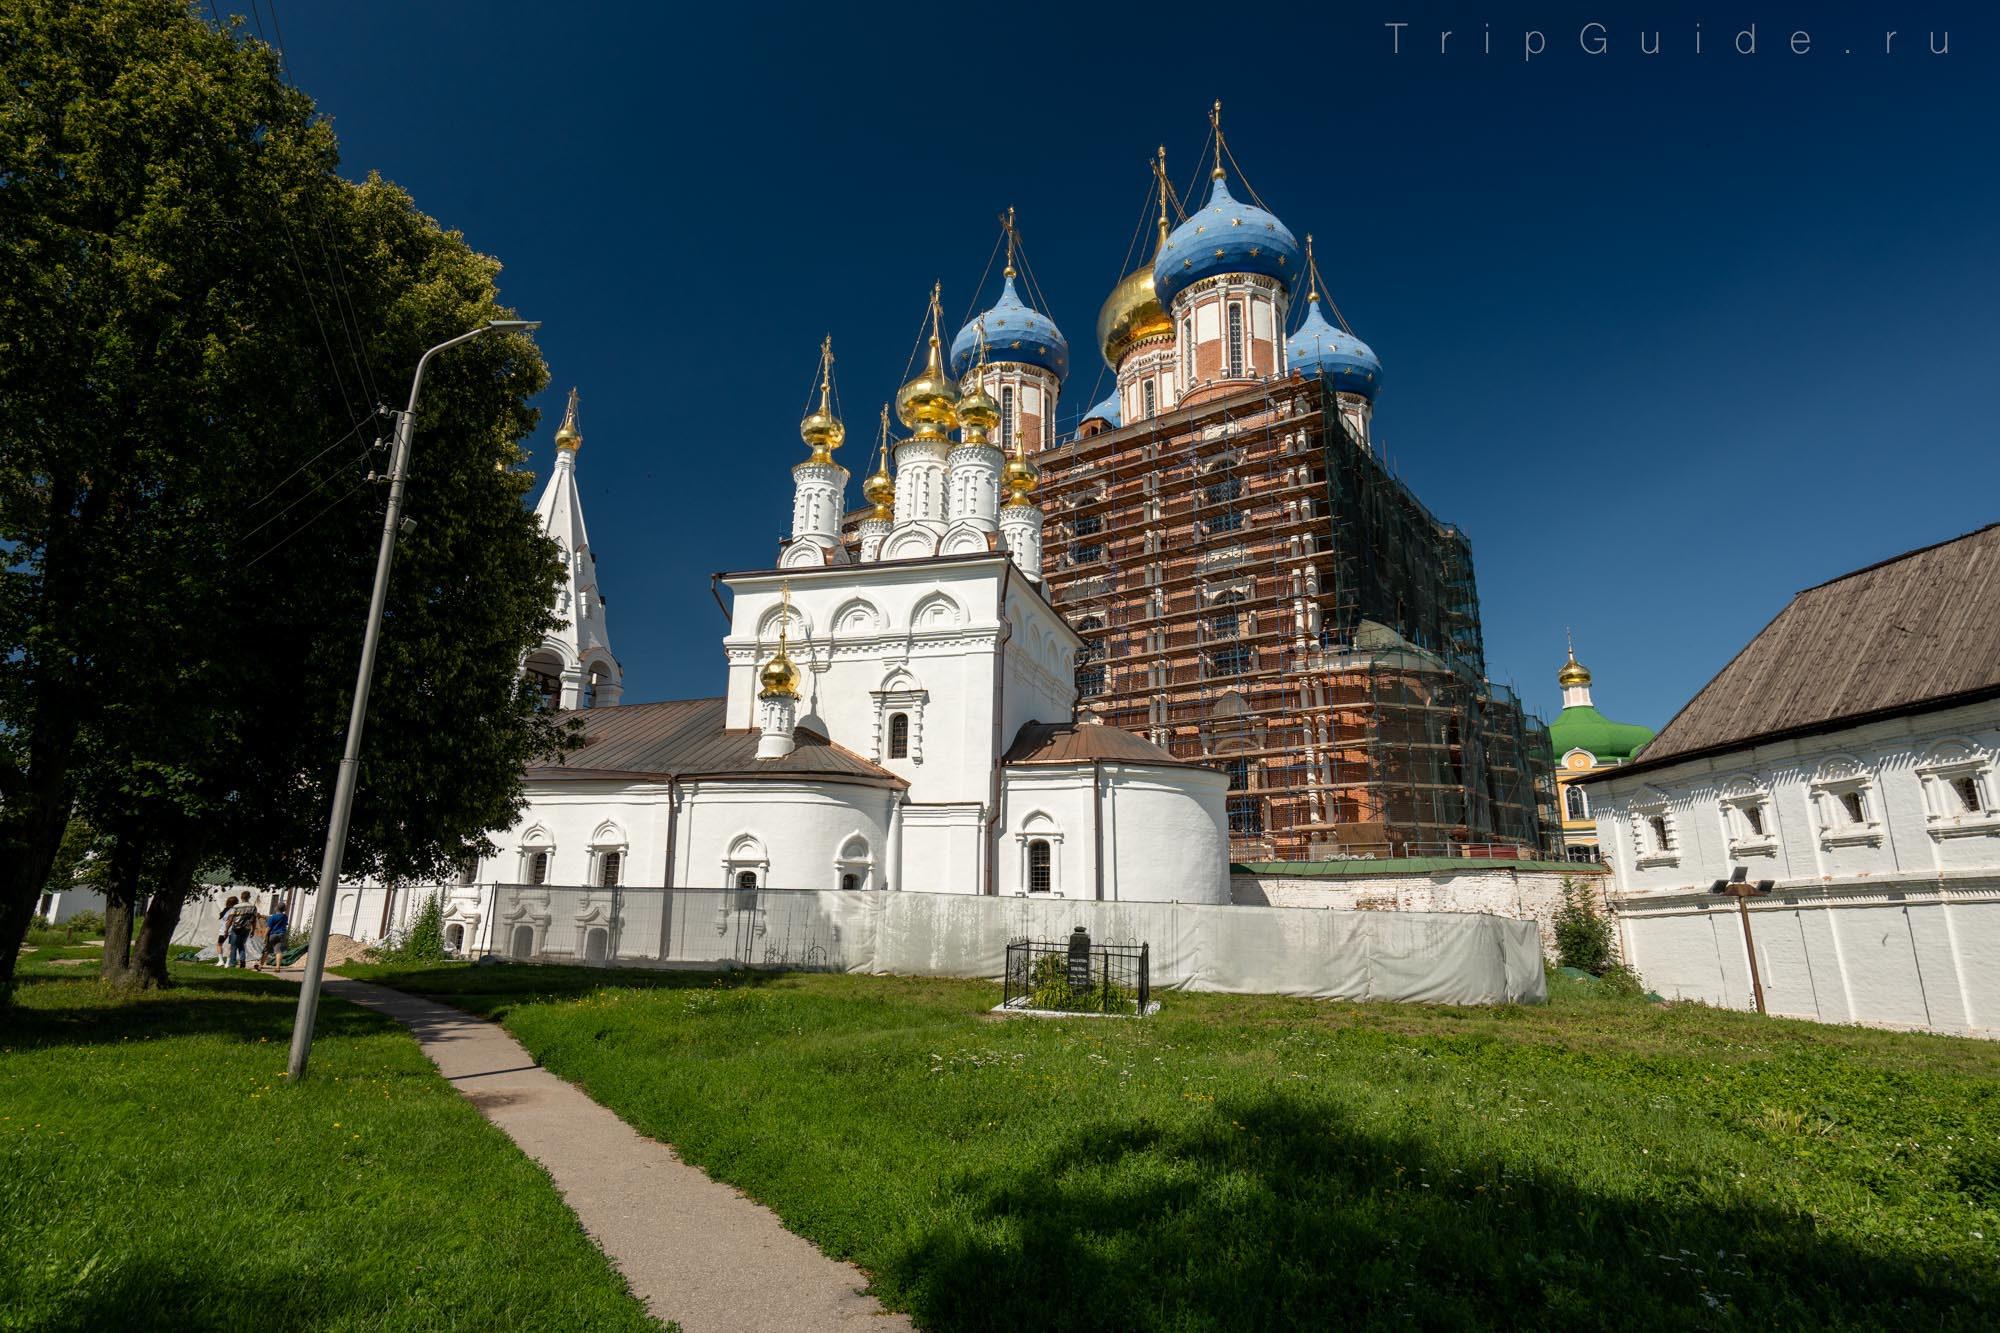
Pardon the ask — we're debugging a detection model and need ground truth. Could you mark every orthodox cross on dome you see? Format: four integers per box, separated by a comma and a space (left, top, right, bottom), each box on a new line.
797, 334, 845, 464
1002, 205, 1019, 279
554, 386, 582, 451
1211, 99, 1226, 180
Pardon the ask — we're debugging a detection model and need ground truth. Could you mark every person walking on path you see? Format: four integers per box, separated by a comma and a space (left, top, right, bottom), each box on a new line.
260, 903, 289, 971
226, 897, 257, 969
215, 896, 238, 967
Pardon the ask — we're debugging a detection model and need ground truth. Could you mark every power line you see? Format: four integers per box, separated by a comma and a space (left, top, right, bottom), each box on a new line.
242, 472, 376, 564
248, 415, 381, 510
237, 446, 373, 548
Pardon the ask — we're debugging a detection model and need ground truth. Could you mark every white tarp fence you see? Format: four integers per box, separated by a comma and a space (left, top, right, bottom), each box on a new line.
487, 884, 1546, 1007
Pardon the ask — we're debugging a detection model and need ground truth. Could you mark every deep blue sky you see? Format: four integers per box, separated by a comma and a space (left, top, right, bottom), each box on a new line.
261, 1, 1994, 731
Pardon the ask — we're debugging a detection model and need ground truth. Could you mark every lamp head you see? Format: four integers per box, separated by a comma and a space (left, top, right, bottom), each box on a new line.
487, 319, 542, 333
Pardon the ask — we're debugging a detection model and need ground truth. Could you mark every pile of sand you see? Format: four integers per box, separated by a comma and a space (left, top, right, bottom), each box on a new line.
319, 933, 375, 966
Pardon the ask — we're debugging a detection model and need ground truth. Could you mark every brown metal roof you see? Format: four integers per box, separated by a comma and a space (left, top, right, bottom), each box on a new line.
1004, 719, 1214, 769
528, 697, 904, 788
1589, 523, 2000, 781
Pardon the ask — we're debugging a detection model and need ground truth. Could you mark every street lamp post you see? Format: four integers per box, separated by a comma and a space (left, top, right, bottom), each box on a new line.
287, 318, 540, 1080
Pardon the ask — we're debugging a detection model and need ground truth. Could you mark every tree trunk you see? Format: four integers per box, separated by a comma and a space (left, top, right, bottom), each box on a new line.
99, 838, 142, 986
0, 773, 77, 1000
130, 835, 206, 989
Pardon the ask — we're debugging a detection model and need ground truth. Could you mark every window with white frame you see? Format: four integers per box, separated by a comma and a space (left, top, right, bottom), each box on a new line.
590, 822, 627, 888
835, 835, 872, 892
1809, 757, 1882, 847
520, 830, 555, 886
1915, 740, 2000, 839
1227, 304, 1245, 377
1027, 841, 1051, 892
1016, 816, 1063, 895
1564, 785, 1588, 822
1720, 779, 1777, 857
1631, 793, 1678, 867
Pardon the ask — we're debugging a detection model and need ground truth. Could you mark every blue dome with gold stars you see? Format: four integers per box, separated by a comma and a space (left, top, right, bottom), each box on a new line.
1081, 390, 1121, 427
1286, 295, 1382, 400
1153, 175, 1301, 309
950, 273, 1069, 383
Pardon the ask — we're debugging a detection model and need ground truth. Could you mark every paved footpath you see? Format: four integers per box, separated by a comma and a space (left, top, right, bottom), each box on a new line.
324, 976, 915, 1333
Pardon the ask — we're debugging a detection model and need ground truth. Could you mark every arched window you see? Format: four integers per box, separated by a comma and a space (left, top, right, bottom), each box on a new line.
888, 712, 910, 759
529, 851, 550, 885
1143, 380, 1156, 418
599, 851, 622, 887
1181, 316, 1193, 382
1027, 840, 1052, 893
734, 869, 758, 912
511, 924, 535, 958
841, 873, 858, 892
735, 869, 757, 889
1227, 304, 1245, 377
444, 923, 464, 953
1565, 785, 1588, 821
1001, 386, 1015, 448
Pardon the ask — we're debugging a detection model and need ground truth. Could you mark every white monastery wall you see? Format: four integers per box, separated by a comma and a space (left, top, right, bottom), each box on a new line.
1584, 699, 2000, 1036
1588, 698, 2000, 895
1234, 864, 1605, 956
1614, 878, 2000, 1038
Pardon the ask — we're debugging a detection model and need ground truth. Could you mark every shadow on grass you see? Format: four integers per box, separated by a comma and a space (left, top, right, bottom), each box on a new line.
340, 960, 786, 1020
0, 968, 389, 1051
888, 1091, 1992, 1333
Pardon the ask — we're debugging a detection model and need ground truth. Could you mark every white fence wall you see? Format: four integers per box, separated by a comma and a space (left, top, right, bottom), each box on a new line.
480, 884, 1546, 1007
1615, 874, 2000, 1037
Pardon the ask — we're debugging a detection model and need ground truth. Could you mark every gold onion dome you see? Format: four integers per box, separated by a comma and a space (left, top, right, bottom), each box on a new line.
1097, 266, 1172, 369
1003, 447, 1040, 502
553, 387, 583, 451
759, 644, 800, 699
797, 336, 844, 465
1098, 148, 1176, 369
1558, 652, 1592, 689
956, 379, 999, 444
862, 421, 896, 518
895, 283, 959, 439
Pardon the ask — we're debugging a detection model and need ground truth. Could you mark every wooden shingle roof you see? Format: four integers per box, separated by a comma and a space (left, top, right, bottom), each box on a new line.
1589, 523, 2000, 780
527, 697, 903, 788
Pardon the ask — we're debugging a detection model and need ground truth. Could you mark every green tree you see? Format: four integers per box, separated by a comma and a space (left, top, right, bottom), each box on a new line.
0, 0, 571, 993
1552, 874, 1617, 975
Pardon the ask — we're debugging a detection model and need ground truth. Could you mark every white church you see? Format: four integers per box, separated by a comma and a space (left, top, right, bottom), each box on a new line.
358, 294, 1231, 952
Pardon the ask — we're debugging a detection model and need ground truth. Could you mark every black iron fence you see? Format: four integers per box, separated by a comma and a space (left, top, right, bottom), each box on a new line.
1002, 927, 1150, 1015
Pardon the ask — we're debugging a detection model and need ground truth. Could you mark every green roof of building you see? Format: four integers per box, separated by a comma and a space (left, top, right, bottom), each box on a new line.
1549, 705, 1655, 765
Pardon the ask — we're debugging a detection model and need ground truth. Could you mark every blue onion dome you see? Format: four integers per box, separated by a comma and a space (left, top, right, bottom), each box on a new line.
1287, 295, 1382, 400
1153, 174, 1302, 310
1081, 390, 1121, 428
949, 272, 1069, 382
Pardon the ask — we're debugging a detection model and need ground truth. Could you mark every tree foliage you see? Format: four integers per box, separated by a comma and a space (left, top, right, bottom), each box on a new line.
1552, 875, 1618, 975
0, 0, 572, 993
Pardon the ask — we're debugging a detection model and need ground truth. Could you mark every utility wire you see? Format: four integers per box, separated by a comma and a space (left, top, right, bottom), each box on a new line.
243, 474, 374, 569
236, 446, 373, 548
248, 415, 378, 509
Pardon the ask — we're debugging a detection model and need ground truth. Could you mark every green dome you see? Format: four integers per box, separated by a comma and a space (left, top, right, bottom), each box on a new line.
1550, 705, 1655, 765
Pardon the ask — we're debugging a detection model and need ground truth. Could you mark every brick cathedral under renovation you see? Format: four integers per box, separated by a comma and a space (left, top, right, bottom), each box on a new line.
823, 109, 1562, 864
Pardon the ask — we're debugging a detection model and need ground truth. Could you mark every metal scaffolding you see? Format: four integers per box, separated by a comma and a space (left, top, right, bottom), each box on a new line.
1034, 376, 1559, 862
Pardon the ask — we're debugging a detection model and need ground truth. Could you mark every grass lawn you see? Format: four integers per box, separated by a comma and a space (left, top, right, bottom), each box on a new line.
341, 960, 2000, 1332
1, 950, 667, 1333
